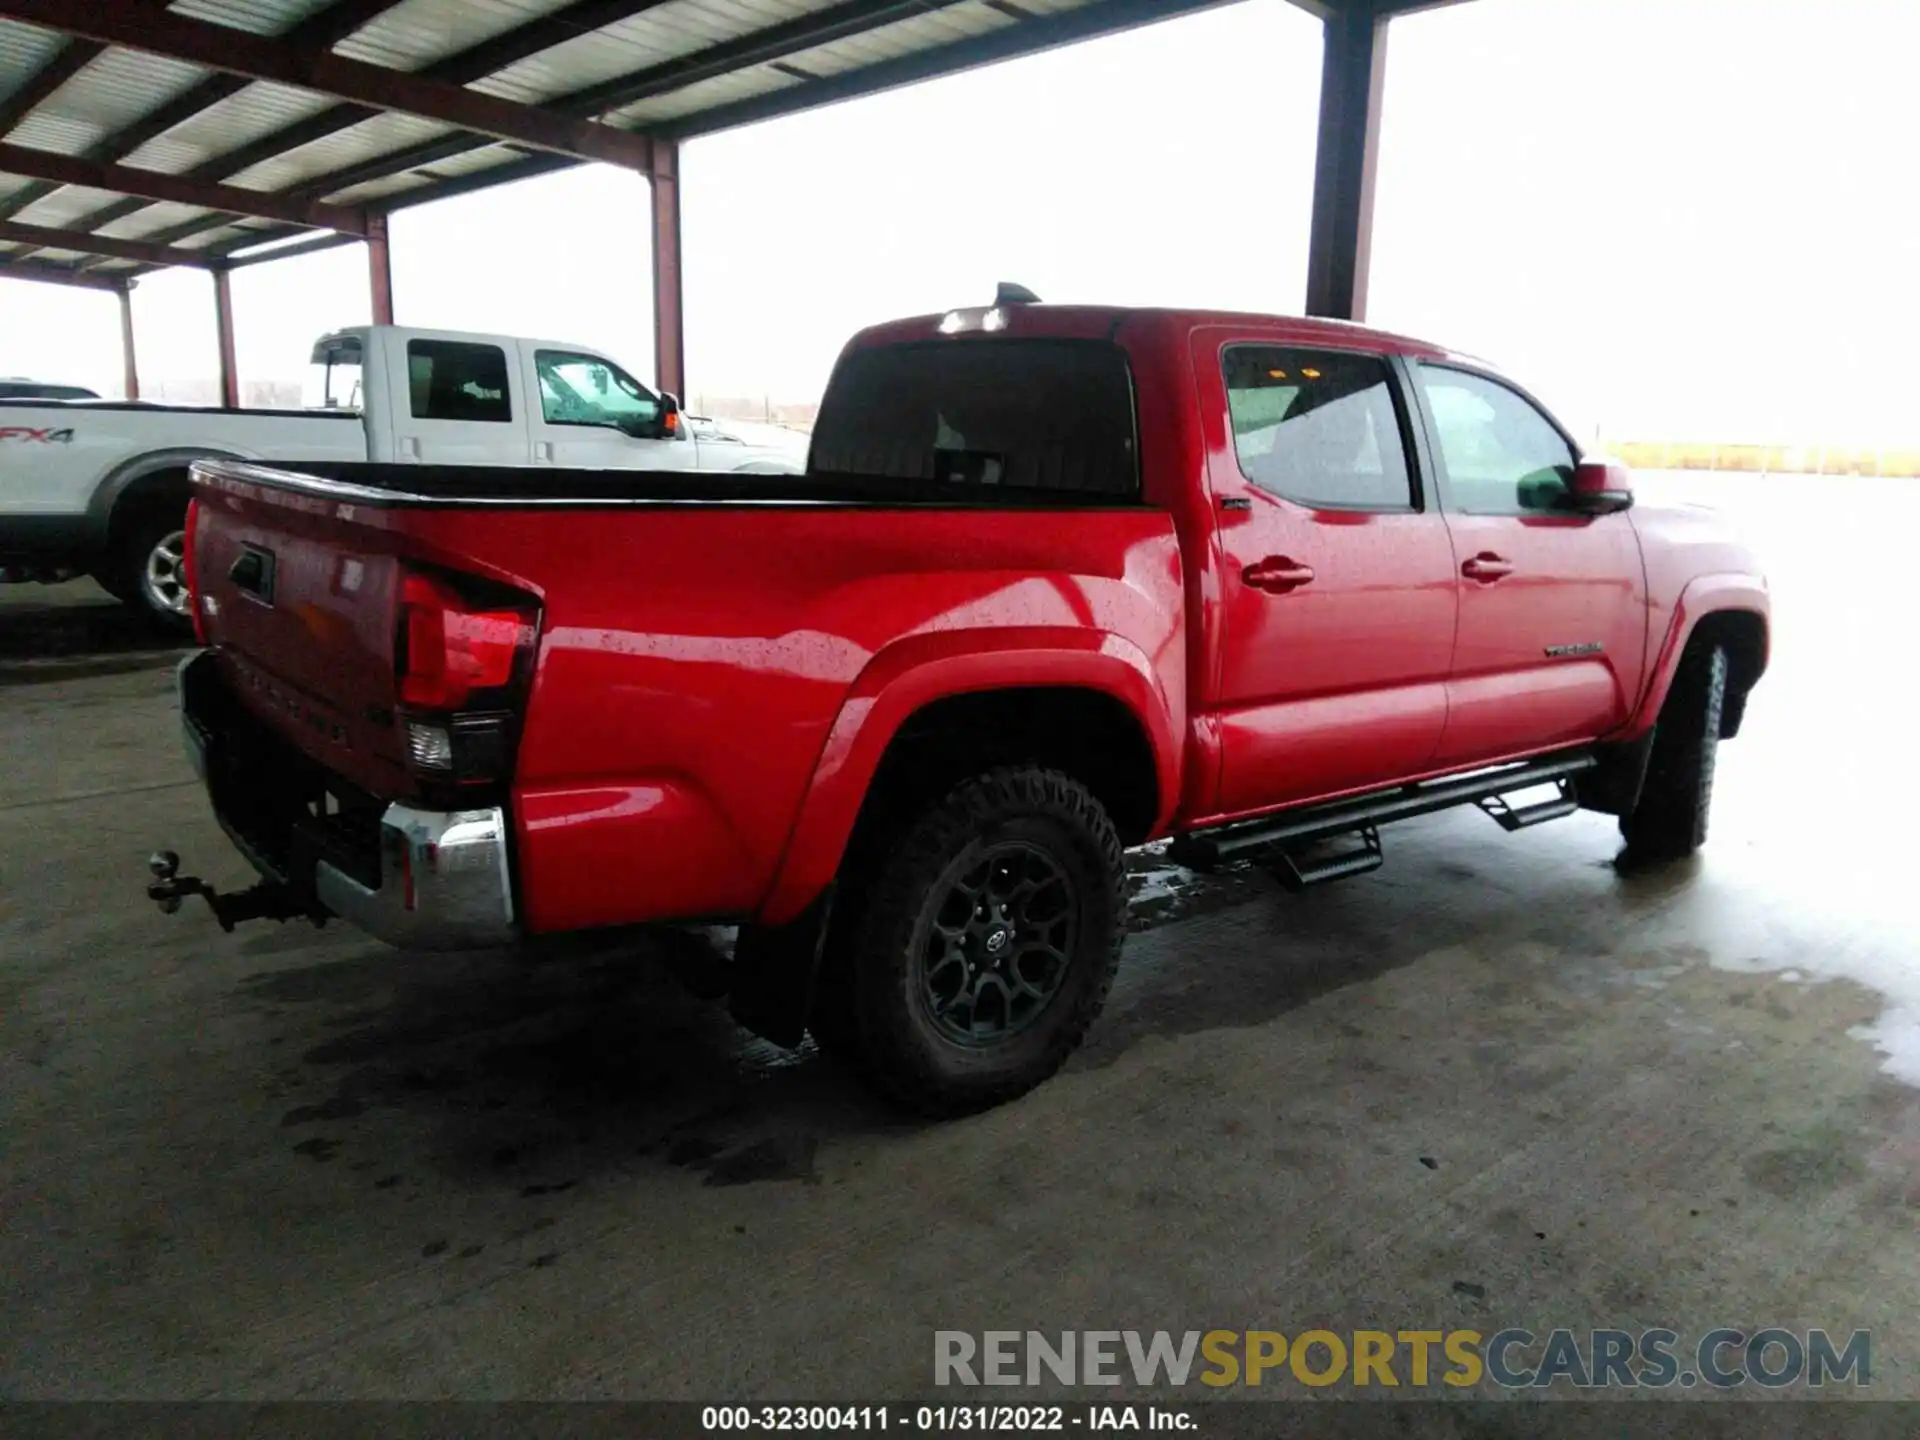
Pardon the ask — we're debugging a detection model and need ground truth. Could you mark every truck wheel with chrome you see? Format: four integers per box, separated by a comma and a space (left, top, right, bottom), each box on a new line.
108, 506, 193, 630
830, 766, 1127, 1116
1620, 641, 1728, 860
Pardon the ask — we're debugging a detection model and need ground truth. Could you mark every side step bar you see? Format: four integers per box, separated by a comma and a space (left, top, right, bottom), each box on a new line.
1269, 826, 1382, 892
1167, 751, 1596, 873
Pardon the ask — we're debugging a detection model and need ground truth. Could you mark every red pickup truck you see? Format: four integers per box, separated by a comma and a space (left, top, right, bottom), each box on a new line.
149, 291, 1769, 1115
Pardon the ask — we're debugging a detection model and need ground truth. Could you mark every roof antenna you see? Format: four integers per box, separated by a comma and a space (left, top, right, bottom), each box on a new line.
995, 282, 1041, 306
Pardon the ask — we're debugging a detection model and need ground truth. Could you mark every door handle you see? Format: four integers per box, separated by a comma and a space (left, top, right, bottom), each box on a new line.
1243, 556, 1315, 593
534, 440, 553, 461
1461, 552, 1513, 582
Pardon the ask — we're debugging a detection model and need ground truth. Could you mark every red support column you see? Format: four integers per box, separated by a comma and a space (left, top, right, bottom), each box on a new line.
1303, 7, 1389, 322
117, 280, 140, 400
366, 210, 394, 325
650, 139, 685, 400
212, 264, 240, 408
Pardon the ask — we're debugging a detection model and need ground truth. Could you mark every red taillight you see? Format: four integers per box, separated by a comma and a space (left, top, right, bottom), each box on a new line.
396, 571, 537, 711
183, 497, 206, 644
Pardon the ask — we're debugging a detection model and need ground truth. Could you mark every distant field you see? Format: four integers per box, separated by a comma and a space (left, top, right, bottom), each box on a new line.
1606, 441, 1920, 476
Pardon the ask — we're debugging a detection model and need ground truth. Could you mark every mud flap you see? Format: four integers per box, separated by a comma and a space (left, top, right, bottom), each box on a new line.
1574, 730, 1657, 817
729, 885, 836, 1049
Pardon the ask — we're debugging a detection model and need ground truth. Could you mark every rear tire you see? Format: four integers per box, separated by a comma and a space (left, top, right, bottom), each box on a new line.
1620, 643, 1728, 860
822, 766, 1127, 1117
111, 507, 193, 631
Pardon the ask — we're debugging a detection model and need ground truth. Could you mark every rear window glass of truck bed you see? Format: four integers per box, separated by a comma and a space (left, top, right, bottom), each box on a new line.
407, 340, 511, 423
809, 340, 1139, 498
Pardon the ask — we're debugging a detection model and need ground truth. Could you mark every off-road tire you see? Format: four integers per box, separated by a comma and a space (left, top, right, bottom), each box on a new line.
1620, 642, 1728, 860
823, 766, 1127, 1117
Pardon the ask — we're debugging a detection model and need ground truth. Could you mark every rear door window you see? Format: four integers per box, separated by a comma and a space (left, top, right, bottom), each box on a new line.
810, 340, 1138, 497
1222, 346, 1415, 510
407, 340, 511, 423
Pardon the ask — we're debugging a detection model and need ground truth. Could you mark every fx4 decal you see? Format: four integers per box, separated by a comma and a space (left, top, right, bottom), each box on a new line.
0, 426, 75, 444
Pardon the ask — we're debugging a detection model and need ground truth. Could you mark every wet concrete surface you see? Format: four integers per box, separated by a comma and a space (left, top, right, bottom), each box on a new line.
2, 474, 1917, 1401
0, 578, 189, 686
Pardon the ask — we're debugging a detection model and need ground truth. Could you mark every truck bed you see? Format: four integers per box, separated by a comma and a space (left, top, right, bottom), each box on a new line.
187, 455, 1184, 934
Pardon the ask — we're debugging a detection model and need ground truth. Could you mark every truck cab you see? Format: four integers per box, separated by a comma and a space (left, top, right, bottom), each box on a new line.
308, 326, 798, 472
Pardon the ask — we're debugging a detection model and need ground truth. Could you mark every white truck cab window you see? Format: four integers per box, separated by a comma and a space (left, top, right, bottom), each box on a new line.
535, 351, 661, 432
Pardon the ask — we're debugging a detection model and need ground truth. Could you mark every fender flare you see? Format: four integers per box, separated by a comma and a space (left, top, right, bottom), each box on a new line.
754, 626, 1181, 926
84, 446, 248, 550
1625, 571, 1770, 735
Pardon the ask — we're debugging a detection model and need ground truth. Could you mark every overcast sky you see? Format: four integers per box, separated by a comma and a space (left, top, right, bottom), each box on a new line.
2, 0, 1915, 442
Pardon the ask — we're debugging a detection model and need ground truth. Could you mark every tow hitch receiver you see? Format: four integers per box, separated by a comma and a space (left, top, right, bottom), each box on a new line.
145, 851, 318, 932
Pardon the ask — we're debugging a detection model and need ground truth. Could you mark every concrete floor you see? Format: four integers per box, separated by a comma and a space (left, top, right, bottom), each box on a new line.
3, 476, 1917, 1404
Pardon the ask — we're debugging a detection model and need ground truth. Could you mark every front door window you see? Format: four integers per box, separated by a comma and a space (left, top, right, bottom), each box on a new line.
535, 351, 660, 433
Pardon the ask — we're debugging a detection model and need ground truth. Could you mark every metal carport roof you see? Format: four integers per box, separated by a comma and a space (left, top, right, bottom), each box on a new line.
0, 0, 1468, 398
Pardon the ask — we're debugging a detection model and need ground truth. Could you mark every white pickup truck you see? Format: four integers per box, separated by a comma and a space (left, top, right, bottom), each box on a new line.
0, 324, 807, 625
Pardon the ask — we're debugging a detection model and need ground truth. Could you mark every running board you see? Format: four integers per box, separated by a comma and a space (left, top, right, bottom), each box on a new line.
1167, 751, 1596, 872
1269, 826, 1382, 892
1477, 777, 1579, 832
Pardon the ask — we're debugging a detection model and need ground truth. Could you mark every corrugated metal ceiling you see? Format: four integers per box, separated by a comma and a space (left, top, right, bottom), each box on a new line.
0, 0, 1260, 286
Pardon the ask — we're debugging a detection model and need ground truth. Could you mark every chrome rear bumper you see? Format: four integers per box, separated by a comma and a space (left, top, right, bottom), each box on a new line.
313, 804, 516, 950
176, 651, 517, 951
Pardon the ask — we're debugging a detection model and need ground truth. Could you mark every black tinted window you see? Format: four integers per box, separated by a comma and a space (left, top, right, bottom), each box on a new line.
407, 340, 511, 423
810, 340, 1137, 497
1222, 346, 1413, 509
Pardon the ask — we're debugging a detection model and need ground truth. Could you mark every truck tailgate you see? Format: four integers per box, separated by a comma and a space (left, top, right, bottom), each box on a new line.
191, 464, 414, 798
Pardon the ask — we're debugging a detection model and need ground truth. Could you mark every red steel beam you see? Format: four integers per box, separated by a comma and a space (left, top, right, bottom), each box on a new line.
0, 142, 368, 233
1302, 5, 1388, 322
0, 0, 657, 172
0, 255, 127, 291
366, 211, 393, 325
118, 283, 140, 400
651, 140, 684, 401
212, 266, 240, 409
0, 216, 214, 268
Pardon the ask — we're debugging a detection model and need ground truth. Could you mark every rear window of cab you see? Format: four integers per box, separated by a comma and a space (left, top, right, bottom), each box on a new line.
810, 340, 1140, 499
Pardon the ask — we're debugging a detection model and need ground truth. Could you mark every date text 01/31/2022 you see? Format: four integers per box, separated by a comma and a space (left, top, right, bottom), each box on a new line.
701, 1406, 1194, 1431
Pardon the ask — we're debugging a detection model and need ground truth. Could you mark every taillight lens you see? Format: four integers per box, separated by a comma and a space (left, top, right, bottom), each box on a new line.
396, 571, 536, 710
182, 498, 206, 644
394, 568, 540, 788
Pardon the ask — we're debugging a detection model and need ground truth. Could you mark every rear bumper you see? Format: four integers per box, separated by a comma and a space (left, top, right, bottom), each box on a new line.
178, 651, 517, 950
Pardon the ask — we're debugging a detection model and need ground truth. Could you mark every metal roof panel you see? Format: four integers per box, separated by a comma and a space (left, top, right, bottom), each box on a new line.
170, 0, 342, 39
473, 0, 819, 106
606, 64, 797, 126
0, 19, 66, 98
223, 109, 462, 192
11, 184, 134, 227
321, 169, 439, 206
7, 48, 214, 153
118, 81, 340, 176
335, 0, 584, 72
96, 201, 226, 238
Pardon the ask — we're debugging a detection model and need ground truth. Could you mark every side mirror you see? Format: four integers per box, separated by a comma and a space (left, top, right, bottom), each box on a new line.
1567, 457, 1634, 515
656, 391, 681, 440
